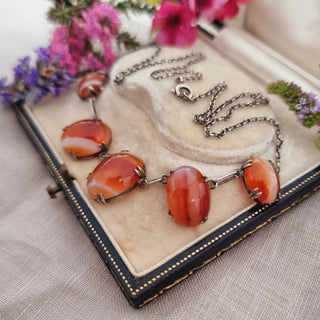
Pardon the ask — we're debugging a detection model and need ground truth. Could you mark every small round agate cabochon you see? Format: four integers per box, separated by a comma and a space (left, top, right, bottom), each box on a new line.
61, 119, 112, 159
87, 153, 145, 201
243, 157, 280, 204
78, 72, 106, 99
166, 166, 210, 227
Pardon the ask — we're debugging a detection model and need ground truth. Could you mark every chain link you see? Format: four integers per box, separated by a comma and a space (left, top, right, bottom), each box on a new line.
179, 83, 283, 172
202, 116, 282, 172
172, 79, 282, 172
114, 46, 206, 84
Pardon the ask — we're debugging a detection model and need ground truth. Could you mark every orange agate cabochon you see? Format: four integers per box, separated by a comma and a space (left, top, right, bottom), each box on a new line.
243, 158, 280, 204
166, 166, 210, 227
78, 72, 106, 99
61, 119, 112, 158
87, 153, 145, 201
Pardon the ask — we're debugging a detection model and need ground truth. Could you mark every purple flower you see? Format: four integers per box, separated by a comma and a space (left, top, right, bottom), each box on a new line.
311, 100, 320, 113
19, 56, 30, 65
300, 107, 310, 115
308, 92, 317, 100
0, 43, 75, 106
299, 98, 307, 105
35, 46, 51, 64
48, 85, 62, 97
25, 86, 47, 104
55, 76, 73, 89
14, 64, 26, 79
14, 57, 30, 79
0, 78, 6, 91
1, 92, 13, 105
24, 70, 40, 86
269, 80, 320, 131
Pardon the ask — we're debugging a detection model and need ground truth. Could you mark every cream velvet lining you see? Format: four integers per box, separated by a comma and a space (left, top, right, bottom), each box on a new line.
28, 33, 320, 278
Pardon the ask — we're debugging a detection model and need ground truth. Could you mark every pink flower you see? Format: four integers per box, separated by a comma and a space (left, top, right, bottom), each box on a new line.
215, 0, 252, 21
152, 1, 198, 48
101, 44, 116, 70
68, 35, 86, 63
81, 43, 115, 73
90, 2, 121, 34
82, 52, 104, 71
82, 2, 120, 39
50, 26, 80, 76
81, 11, 105, 40
196, 0, 228, 22
49, 2, 120, 76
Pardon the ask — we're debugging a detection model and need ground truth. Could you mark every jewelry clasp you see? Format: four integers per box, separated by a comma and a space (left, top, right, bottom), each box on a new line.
172, 83, 194, 101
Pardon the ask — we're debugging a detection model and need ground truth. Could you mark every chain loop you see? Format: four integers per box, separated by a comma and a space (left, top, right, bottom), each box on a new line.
206, 168, 243, 189
114, 46, 206, 84
173, 80, 282, 172
138, 174, 169, 189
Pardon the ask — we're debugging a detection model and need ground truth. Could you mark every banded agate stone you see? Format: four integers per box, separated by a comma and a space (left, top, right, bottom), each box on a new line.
166, 166, 210, 227
87, 153, 145, 201
61, 119, 112, 159
78, 72, 106, 99
243, 157, 280, 204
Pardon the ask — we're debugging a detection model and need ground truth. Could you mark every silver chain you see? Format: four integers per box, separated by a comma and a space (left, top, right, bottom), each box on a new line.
173, 82, 283, 172
113, 46, 282, 191
114, 46, 206, 84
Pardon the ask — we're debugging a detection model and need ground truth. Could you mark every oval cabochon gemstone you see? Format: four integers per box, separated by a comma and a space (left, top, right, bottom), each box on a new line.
166, 166, 210, 227
78, 72, 106, 99
243, 157, 280, 204
87, 153, 145, 201
61, 119, 112, 159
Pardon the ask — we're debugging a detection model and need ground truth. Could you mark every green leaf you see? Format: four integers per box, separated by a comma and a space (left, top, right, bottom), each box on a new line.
116, 31, 140, 50
268, 81, 303, 111
47, 0, 96, 25
302, 117, 317, 128
110, 0, 157, 14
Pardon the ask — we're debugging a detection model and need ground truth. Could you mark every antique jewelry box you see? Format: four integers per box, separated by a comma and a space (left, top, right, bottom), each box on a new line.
13, 1, 320, 308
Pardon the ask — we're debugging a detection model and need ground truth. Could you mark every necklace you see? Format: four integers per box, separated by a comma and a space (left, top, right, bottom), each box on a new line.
73, 47, 283, 227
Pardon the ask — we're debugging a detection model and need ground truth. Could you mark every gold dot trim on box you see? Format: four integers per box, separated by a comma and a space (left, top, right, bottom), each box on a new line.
17, 106, 320, 306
